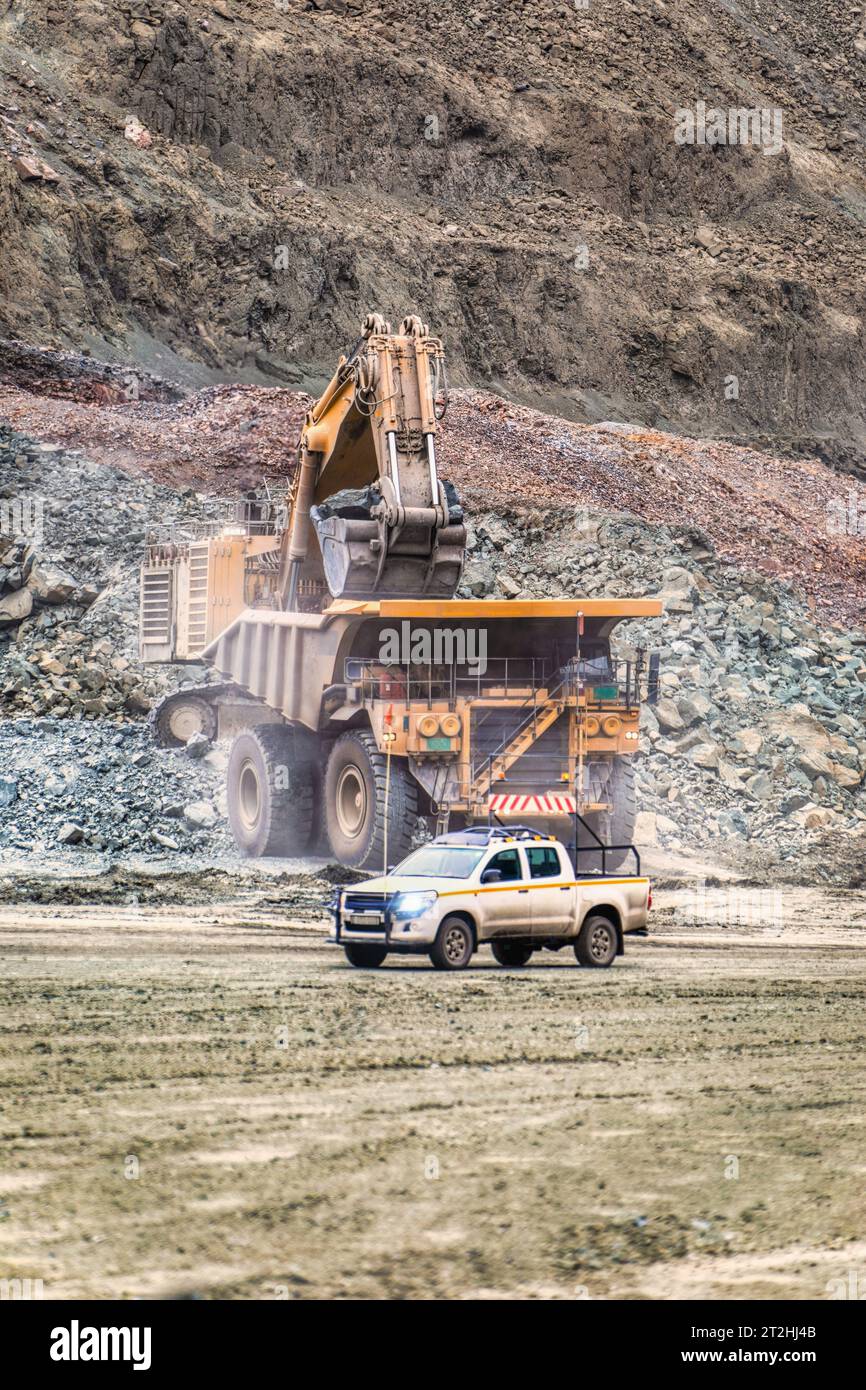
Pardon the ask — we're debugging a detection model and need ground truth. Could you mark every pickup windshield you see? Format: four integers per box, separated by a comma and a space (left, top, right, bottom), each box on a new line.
391, 846, 486, 879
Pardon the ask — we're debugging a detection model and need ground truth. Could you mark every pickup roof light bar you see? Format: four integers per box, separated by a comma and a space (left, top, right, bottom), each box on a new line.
433, 825, 555, 845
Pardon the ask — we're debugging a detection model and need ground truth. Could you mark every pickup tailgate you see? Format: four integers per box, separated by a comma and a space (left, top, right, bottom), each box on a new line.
578, 876, 649, 935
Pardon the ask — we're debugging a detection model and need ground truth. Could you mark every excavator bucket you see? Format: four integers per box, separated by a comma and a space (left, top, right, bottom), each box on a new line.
310, 482, 465, 598
315, 514, 466, 598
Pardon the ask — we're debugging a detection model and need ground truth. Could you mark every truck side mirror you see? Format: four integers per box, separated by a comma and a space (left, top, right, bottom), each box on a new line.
481, 867, 503, 884
646, 651, 661, 706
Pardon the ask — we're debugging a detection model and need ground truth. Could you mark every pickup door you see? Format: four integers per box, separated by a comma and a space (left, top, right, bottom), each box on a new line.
477, 847, 533, 935
526, 844, 575, 935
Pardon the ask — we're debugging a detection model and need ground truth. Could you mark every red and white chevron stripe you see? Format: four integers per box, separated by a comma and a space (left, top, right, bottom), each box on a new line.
488, 793, 575, 816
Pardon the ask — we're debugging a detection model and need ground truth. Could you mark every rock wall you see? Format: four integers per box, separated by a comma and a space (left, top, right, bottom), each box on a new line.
1, 1, 866, 472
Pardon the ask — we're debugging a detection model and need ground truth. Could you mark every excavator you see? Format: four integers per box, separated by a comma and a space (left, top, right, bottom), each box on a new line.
141, 313, 661, 869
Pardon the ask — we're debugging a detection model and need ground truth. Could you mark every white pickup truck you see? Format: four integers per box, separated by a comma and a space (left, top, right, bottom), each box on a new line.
329, 825, 650, 971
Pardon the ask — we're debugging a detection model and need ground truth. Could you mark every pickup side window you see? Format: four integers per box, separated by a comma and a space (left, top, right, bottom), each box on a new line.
486, 849, 523, 881
526, 846, 562, 879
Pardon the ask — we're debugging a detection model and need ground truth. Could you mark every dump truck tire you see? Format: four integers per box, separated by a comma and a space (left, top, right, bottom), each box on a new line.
153, 692, 217, 747
324, 729, 418, 869
605, 756, 638, 870
575, 758, 639, 873
227, 725, 315, 857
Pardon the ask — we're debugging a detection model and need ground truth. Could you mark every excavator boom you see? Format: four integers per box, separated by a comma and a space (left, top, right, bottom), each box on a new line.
283, 313, 466, 607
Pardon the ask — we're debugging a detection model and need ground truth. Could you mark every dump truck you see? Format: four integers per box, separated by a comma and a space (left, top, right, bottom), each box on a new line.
140, 313, 662, 869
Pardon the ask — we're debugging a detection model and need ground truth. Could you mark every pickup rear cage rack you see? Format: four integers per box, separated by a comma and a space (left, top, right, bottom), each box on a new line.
571, 808, 641, 878
488, 811, 641, 877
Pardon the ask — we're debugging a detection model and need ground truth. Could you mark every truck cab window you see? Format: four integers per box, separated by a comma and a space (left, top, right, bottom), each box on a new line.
577, 647, 613, 682
526, 846, 561, 878
486, 849, 522, 881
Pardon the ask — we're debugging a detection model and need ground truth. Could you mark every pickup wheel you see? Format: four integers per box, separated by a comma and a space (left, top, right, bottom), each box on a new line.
574, 914, 618, 968
344, 943, 388, 969
491, 940, 533, 968
430, 917, 474, 971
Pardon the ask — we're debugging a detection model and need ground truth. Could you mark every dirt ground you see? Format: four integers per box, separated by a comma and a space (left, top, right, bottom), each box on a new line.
1, 886, 864, 1301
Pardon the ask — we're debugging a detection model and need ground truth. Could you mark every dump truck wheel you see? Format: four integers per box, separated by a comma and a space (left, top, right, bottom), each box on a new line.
154, 693, 217, 748
308, 763, 330, 855
344, 944, 387, 969
491, 940, 533, 967
430, 916, 474, 971
227, 725, 314, 857
603, 757, 638, 870
324, 730, 418, 869
574, 914, 618, 968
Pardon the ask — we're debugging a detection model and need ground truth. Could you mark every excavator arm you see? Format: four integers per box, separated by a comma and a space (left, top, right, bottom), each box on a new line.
282, 313, 466, 607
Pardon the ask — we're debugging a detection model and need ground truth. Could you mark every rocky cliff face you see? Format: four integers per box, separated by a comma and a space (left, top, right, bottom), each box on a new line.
2, 0, 866, 472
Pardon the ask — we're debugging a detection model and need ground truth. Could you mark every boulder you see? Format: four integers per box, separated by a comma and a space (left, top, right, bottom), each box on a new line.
745, 771, 773, 800
828, 762, 862, 790
183, 800, 217, 829
57, 822, 84, 844
717, 760, 746, 791
654, 697, 685, 732
717, 809, 749, 836
677, 693, 712, 726
0, 776, 18, 808
732, 728, 763, 757
797, 750, 834, 781
497, 574, 521, 598
123, 115, 153, 148
478, 518, 511, 549
13, 155, 59, 182
0, 588, 33, 624
185, 732, 211, 759
150, 831, 179, 850
27, 561, 78, 604
461, 562, 493, 596
688, 741, 720, 769
633, 810, 658, 845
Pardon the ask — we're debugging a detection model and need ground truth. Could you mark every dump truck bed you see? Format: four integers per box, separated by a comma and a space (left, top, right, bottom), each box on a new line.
202, 598, 663, 729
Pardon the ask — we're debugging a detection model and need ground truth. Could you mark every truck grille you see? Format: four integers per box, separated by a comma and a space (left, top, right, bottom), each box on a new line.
342, 891, 393, 914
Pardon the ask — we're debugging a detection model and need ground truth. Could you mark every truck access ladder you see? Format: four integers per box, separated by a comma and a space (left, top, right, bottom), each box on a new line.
470, 677, 571, 800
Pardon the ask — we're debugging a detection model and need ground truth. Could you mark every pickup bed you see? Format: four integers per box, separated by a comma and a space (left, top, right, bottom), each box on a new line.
329, 826, 650, 971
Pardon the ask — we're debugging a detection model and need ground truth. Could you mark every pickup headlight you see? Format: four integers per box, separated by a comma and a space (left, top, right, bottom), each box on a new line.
392, 891, 438, 919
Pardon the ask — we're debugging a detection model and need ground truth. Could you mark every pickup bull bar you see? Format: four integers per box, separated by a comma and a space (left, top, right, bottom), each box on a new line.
330, 894, 395, 946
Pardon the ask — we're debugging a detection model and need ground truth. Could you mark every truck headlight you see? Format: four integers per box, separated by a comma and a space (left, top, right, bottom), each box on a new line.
392, 891, 438, 919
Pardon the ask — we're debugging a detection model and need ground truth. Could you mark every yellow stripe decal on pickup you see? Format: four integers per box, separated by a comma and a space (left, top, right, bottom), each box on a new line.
437, 878, 648, 898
